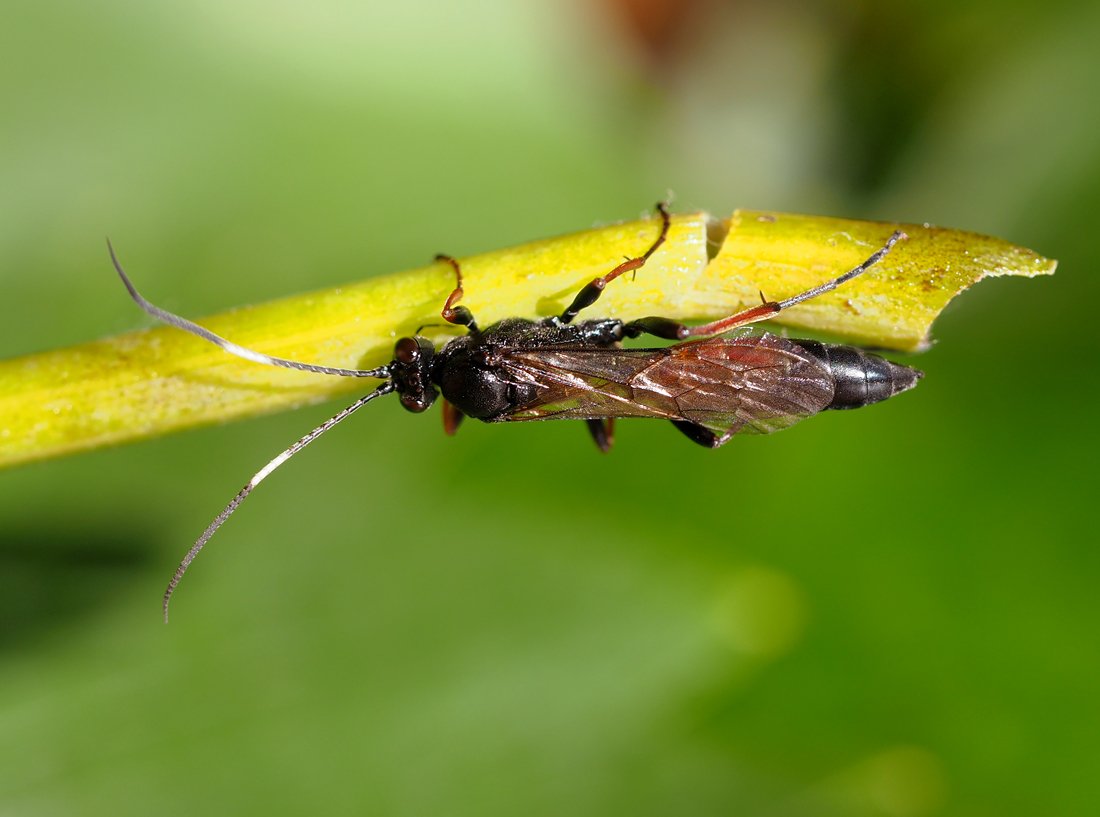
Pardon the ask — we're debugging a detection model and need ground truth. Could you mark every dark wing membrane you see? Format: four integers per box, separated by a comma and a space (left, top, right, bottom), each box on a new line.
497, 333, 835, 443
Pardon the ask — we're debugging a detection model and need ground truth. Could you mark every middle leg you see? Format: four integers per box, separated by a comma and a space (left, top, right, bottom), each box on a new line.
585, 418, 615, 453
559, 202, 671, 323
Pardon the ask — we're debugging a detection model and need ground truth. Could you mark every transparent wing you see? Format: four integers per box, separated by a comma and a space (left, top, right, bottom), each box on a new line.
496, 333, 835, 441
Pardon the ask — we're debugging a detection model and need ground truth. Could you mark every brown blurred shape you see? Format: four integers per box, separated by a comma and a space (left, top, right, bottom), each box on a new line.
602, 0, 708, 68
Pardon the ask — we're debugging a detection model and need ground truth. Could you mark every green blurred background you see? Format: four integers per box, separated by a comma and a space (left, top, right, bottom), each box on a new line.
1, 1, 1096, 815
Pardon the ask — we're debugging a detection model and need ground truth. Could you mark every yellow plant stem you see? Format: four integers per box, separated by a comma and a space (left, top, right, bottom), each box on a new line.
0, 210, 1055, 468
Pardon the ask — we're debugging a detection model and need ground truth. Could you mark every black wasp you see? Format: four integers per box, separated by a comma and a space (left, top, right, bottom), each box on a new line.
109, 203, 921, 619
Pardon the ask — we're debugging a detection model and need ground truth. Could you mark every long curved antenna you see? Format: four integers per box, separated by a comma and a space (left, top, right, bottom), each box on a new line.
163, 382, 395, 622
775, 229, 908, 310
108, 239, 391, 379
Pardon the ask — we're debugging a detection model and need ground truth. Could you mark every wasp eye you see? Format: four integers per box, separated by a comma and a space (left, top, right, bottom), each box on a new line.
394, 337, 420, 363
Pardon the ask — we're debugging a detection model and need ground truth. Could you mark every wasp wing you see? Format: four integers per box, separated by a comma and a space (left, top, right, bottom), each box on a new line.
496, 333, 835, 444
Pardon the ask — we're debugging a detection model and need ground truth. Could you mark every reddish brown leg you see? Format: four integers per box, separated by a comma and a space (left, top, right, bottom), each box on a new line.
560, 202, 671, 323
442, 399, 464, 436
623, 229, 907, 341
436, 254, 479, 333
586, 418, 615, 453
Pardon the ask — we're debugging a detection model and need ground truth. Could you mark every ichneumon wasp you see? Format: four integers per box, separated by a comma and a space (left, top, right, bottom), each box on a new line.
109, 203, 919, 619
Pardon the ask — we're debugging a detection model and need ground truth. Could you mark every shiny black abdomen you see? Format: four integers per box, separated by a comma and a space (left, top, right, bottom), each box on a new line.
791, 340, 923, 410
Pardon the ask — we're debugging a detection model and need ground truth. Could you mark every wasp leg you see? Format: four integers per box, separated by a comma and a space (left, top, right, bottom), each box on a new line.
442, 399, 464, 436
670, 421, 725, 449
435, 254, 479, 333
559, 202, 670, 323
622, 230, 908, 340
585, 418, 614, 453
549, 317, 626, 345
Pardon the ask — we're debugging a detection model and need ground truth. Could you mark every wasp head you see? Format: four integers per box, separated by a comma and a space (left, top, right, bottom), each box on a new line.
390, 336, 438, 413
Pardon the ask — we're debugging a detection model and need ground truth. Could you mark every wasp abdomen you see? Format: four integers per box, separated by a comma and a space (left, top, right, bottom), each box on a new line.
791, 340, 922, 410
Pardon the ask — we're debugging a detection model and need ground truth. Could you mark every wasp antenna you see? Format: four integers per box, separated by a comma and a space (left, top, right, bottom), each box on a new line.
777, 230, 908, 310
656, 229, 909, 340
162, 382, 395, 622
107, 239, 392, 379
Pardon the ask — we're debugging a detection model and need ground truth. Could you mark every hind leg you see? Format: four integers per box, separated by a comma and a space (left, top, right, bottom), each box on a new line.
670, 420, 727, 449
585, 419, 615, 453
623, 230, 908, 341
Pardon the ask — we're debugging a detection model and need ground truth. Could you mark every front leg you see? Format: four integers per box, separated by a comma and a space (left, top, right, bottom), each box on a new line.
441, 399, 464, 436
435, 254, 479, 333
